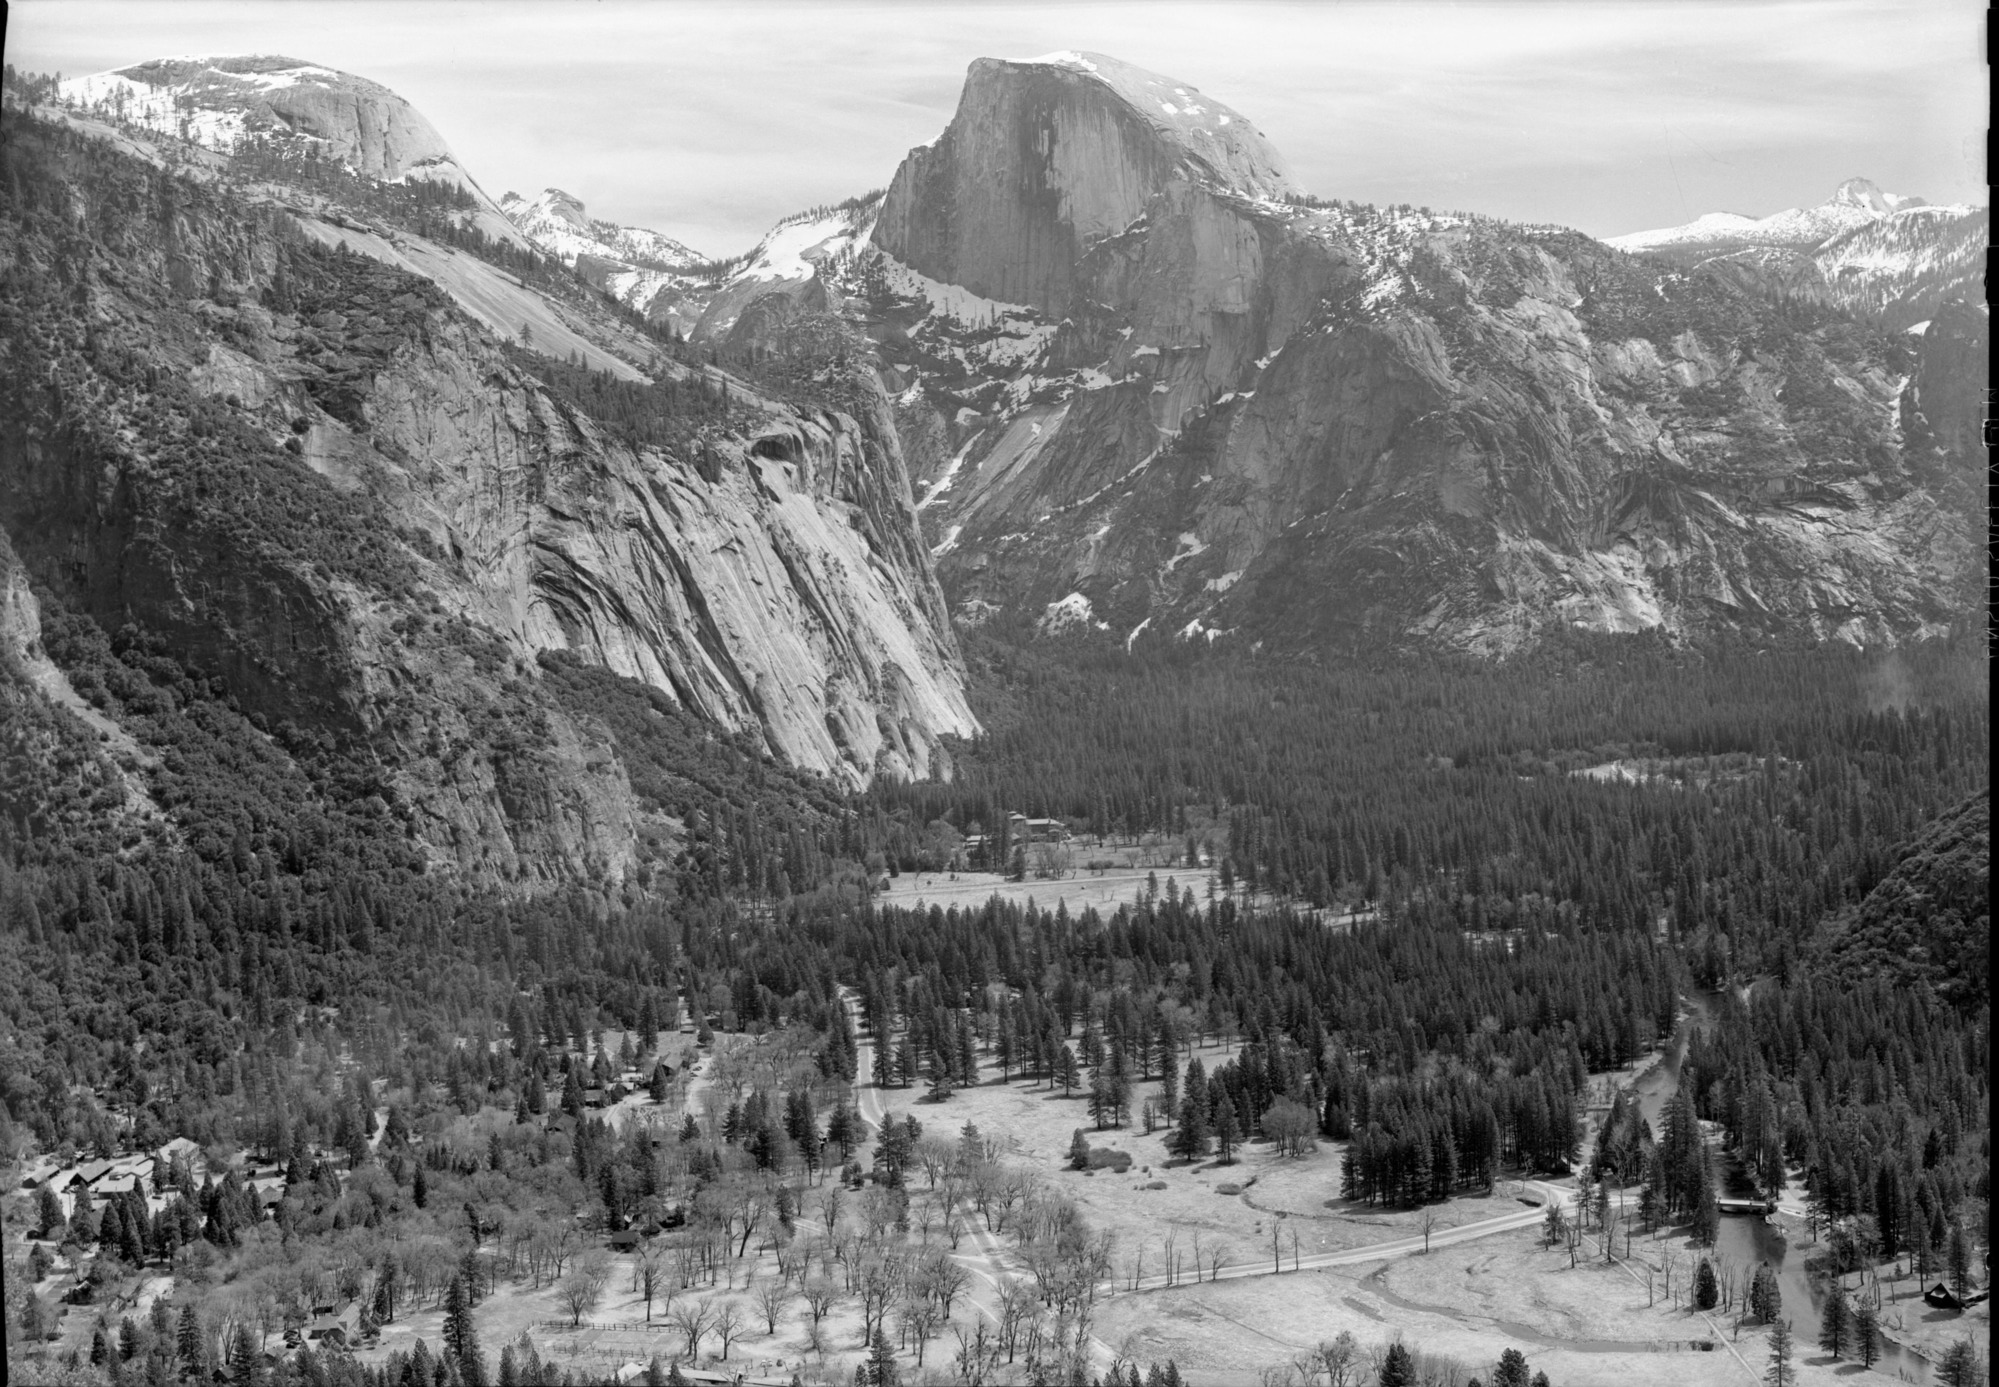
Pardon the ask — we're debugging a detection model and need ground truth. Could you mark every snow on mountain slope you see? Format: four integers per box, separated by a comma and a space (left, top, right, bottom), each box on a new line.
1811, 202, 1990, 328
685, 198, 881, 341
1607, 177, 1985, 331
499, 188, 881, 343
1606, 210, 1763, 251
498, 189, 706, 270
1012, 49, 1294, 201
56, 55, 529, 250
1606, 177, 1926, 253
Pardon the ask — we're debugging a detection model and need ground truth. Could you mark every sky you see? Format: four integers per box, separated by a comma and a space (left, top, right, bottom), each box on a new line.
6, 0, 1987, 257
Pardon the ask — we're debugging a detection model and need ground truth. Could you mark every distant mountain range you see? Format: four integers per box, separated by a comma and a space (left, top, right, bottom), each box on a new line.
1607, 177, 1934, 252
1608, 177, 1988, 332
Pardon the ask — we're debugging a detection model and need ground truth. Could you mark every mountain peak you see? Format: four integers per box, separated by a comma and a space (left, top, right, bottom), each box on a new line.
984, 51, 1293, 200
61, 55, 449, 182
502, 188, 592, 233
1832, 176, 1924, 214
57, 55, 530, 249
1609, 176, 1930, 253
500, 185, 707, 295
873, 50, 1292, 313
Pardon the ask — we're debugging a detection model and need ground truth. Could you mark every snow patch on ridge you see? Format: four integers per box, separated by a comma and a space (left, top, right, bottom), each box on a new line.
1039, 592, 1100, 634
1025, 51, 1099, 72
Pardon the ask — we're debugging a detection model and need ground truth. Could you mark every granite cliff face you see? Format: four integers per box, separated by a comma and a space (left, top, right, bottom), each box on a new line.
4, 69, 974, 888
349, 308, 972, 785
844, 58, 1984, 653
873, 52, 1293, 316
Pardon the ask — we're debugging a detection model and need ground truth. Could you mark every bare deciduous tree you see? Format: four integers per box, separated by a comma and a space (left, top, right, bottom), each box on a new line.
801, 1275, 845, 1325
952, 1320, 1005, 1386
1314, 1331, 1363, 1387
668, 1298, 713, 1360
712, 1300, 746, 1361
635, 1242, 669, 1322
750, 1277, 791, 1334
556, 1251, 612, 1327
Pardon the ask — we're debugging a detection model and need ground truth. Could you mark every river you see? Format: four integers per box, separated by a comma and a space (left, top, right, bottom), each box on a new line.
1643, 990, 1934, 1382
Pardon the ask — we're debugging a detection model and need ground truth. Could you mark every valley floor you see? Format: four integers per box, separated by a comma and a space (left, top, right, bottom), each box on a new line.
1092, 1236, 1883, 1387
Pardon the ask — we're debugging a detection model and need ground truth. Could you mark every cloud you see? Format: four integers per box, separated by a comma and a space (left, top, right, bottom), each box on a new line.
6, 0, 1984, 248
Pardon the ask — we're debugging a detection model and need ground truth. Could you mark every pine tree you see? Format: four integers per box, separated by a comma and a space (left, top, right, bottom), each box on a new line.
1749, 1264, 1781, 1324
1377, 1342, 1414, 1387
177, 1304, 204, 1372
1214, 1092, 1241, 1163
1765, 1318, 1796, 1387
1852, 1299, 1880, 1369
1690, 1159, 1720, 1248
443, 1272, 478, 1365
1694, 1258, 1719, 1310
1069, 1129, 1091, 1171
1936, 1338, 1983, 1387
1491, 1347, 1531, 1387
1818, 1290, 1849, 1360
1057, 1044, 1081, 1096
867, 1326, 900, 1387
1948, 1222, 1973, 1304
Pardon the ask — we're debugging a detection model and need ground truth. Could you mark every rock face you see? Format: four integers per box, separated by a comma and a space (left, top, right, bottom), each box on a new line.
873, 52, 1293, 316
841, 61, 1984, 654
59, 56, 529, 248
6, 70, 975, 889
353, 310, 972, 785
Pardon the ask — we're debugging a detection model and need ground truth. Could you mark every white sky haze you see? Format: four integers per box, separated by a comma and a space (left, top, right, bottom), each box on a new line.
6, 0, 1987, 257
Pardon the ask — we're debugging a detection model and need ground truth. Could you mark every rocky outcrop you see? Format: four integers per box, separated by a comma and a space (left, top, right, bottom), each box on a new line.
1905, 298, 1991, 468
873, 53, 1293, 316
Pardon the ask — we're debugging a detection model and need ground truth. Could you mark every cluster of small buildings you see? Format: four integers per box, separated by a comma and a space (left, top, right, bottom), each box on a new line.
17, 1137, 200, 1222
18, 1134, 331, 1231
960, 812, 1073, 860
286, 1298, 362, 1350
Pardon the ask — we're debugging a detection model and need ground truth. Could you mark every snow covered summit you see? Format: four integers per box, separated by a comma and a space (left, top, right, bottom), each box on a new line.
498, 188, 706, 272
1607, 176, 1927, 253
56, 54, 527, 248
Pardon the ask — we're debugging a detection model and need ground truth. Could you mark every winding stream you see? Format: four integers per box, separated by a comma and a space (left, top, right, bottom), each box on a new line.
1651, 990, 1935, 1382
